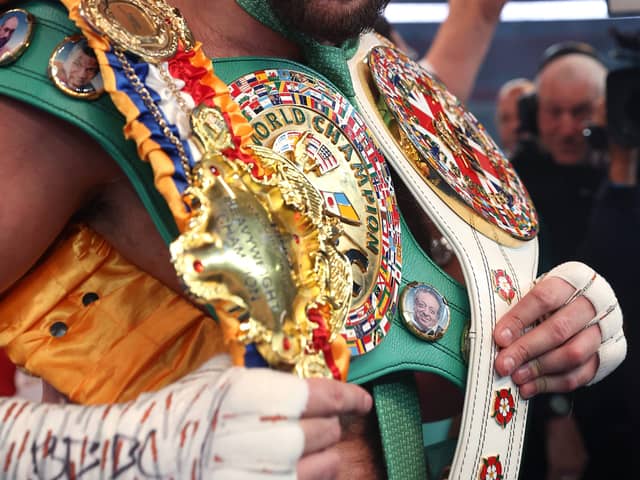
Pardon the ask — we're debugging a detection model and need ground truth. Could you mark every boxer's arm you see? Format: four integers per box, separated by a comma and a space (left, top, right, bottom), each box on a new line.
422, 0, 507, 102
0, 96, 118, 293
0, 355, 372, 479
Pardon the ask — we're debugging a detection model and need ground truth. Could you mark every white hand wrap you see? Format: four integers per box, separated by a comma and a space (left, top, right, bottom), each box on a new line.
0, 355, 308, 479
545, 261, 627, 385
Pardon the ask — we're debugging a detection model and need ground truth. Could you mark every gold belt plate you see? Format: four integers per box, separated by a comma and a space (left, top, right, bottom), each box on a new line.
80, 0, 193, 62
228, 68, 402, 355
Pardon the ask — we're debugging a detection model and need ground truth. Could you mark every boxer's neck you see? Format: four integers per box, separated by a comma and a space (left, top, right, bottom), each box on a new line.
171, 0, 302, 61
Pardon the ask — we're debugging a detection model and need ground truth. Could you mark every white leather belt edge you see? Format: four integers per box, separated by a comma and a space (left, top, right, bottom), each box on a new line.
348, 32, 539, 480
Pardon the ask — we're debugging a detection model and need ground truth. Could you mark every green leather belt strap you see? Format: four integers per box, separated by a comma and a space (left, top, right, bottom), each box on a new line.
349, 213, 469, 387
0, 4, 471, 477
373, 373, 428, 480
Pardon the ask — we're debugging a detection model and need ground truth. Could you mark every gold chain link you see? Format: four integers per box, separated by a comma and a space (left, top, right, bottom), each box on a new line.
114, 49, 194, 184
157, 66, 192, 116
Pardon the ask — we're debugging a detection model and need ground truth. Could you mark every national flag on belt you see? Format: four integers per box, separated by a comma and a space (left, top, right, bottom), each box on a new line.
379, 316, 391, 335
359, 319, 374, 334
273, 130, 301, 155
236, 94, 251, 107
254, 83, 268, 97
244, 74, 258, 86
320, 191, 360, 224
308, 89, 324, 102
248, 98, 260, 112
278, 81, 290, 93
381, 221, 391, 250
258, 94, 272, 108
408, 88, 435, 120
233, 76, 252, 94
361, 333, 374, 352
392, 262, 402, 282
467, 136, 501, 181
316, 144, 339, 173
479, 172, 502, 196
304, 137, 338, 174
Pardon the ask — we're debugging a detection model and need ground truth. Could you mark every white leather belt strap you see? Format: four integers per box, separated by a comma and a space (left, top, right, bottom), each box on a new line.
348, 32, 538, 479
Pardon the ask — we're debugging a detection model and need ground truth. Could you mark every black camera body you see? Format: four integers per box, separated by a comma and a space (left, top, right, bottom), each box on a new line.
606, 29, 640, 147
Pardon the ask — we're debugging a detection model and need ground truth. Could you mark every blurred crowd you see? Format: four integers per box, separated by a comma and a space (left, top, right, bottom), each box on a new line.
374, 15, 639, 479
495, 40, 639, 479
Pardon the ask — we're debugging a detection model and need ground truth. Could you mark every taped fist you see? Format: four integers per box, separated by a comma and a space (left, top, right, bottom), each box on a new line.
494, 261, 626, 398
0, 355, 372, 479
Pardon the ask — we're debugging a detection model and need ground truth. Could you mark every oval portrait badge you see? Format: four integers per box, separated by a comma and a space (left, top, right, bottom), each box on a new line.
400, 282, 450, 341
49, 35, 104, 99
229, 68, 402, 355
368, 46, 538, 243
0, 9, 34, 66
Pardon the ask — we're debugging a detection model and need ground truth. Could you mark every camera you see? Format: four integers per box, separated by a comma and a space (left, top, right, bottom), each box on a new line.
516, 27, 640, 150
516, 91, 538, 138
606, 28, 640, 147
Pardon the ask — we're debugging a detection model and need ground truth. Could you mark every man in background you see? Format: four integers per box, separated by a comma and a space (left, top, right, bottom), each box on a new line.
495, 78, 535, 156
513, 46, 608, 267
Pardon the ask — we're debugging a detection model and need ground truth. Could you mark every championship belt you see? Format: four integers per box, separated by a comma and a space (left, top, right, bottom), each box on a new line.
348, 33, 539, 480
224, 64, 402, 356
59, 0, 355, 380
215, 57, 473, 478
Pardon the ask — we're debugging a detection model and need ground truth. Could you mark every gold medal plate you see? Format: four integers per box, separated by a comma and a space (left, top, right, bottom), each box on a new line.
80, 0, 193, 62
249, 106, 383, 310
171, 107, 352, 377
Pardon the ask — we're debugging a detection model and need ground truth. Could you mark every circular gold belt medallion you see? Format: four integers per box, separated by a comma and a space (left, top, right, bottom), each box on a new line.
80, 0, 193, 62
229, 68, 402, 355
368, 46, 538, 241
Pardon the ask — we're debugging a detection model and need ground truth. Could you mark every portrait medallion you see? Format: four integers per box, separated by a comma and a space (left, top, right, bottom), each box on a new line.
0, 9, 34, 67
399, 282, 450, 341
368, 46, 538, 244
49, 35, 104, 99
229, 68, 402, 355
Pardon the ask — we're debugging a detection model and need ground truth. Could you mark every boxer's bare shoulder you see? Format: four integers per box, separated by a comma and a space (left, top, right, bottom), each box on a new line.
0, 95, 179, 293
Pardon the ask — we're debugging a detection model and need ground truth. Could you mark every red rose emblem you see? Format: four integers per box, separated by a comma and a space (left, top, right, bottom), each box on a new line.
479, 455, 504, 480
492, 388, 516, 428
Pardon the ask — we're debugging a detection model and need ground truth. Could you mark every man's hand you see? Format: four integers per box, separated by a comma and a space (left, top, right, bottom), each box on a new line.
298, 379, 373, 480
494, 263, 625, 398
